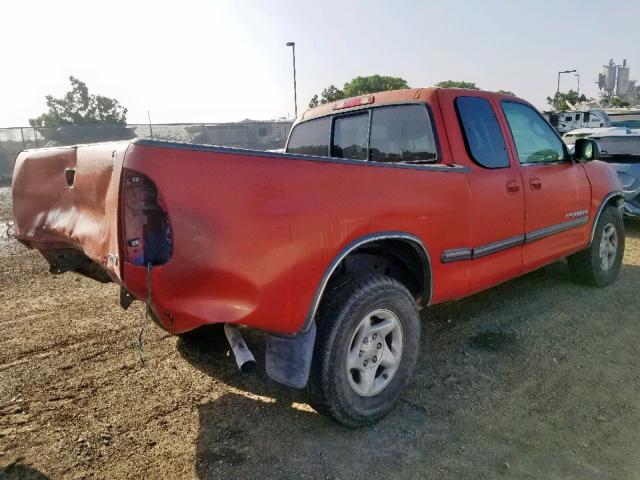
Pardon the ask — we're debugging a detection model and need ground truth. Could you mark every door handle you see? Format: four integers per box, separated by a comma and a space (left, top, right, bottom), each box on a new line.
506, 180, 520, 194
529, 178, 542, 190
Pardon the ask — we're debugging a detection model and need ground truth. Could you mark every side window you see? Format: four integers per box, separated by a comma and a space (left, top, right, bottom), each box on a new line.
455, 97, 509, 168
369, 105, 438, 163
502, 101, 566, 164
286, 116, 330, 156
332, 113, 369, 160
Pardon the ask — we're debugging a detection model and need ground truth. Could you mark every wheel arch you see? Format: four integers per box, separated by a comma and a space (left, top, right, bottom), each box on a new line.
590, 191, 624, 245
300, 232, 432, 332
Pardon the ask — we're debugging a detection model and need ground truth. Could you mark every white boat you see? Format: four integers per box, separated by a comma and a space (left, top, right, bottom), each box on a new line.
605, 109, 640, 129
563, 127, 640, 157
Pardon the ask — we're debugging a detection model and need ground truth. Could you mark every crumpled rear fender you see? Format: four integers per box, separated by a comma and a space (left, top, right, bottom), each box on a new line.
12, 142, 130, 282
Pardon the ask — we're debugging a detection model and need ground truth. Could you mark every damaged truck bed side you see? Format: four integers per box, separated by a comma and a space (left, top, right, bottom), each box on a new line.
12, 88, 625, 426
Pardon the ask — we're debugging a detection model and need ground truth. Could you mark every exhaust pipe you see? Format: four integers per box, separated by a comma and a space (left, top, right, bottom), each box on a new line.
224, 324, 256, 373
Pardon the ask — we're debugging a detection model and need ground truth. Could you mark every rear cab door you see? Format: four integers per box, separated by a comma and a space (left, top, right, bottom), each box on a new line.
437, 89, 525, 293
497, 99, 591, 272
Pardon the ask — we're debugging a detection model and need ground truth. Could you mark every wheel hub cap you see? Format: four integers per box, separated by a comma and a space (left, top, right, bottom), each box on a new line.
599, 223, 618, 272
346, 309, 403, 397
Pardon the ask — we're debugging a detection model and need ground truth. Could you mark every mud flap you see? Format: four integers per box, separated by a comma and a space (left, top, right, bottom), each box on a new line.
265, 322, 316, 389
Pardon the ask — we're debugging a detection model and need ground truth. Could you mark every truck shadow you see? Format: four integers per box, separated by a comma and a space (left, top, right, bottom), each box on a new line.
0, 462, 51, 479
625, 218, 640, 238
178, 258, 640, 479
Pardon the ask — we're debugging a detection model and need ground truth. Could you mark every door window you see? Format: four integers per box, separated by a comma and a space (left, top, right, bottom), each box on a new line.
502, 101, 566, 164
332, 113, 369, 160
455, 96, 509, 168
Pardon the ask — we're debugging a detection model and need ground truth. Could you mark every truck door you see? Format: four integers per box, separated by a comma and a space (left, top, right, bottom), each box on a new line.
499, 100, 591, 272
438, 90, 525, 294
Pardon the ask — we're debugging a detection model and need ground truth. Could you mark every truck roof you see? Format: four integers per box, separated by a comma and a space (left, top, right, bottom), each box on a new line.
299, 88, 428, 123
297, 87, 514, 124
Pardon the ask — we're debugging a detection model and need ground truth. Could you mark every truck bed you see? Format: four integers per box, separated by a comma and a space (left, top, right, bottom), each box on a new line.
12, 139, 471, 334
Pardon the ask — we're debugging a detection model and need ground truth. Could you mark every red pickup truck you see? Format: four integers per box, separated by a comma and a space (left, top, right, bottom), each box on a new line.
12, 88, 624, 426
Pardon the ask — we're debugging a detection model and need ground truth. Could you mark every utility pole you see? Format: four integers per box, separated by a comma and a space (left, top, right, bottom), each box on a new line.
147, 110, 154, 139
575, 72, 580, 94
286, 42, 298, 118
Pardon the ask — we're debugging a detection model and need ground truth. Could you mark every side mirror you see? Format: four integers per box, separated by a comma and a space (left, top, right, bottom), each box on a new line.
574, 138, 600, 162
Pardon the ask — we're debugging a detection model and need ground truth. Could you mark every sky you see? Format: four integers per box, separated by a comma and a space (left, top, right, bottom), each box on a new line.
1, 0, 639, 126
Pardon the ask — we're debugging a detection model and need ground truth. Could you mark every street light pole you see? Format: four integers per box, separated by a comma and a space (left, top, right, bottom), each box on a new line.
286, 42, 298, 118
575, 72, 580, 94
557, 69, 577, 93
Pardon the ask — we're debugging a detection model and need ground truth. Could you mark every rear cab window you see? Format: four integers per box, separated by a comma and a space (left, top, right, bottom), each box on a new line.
286, 104, 439, 164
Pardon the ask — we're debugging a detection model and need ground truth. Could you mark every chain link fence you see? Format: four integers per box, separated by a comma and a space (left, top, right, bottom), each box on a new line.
0, 121, 292, 179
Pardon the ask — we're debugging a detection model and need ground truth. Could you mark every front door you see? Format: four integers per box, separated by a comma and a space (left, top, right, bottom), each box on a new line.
500, 100, 591, 272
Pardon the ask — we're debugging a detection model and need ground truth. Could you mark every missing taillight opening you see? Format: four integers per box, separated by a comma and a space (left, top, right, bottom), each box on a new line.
121, 169, 173, 266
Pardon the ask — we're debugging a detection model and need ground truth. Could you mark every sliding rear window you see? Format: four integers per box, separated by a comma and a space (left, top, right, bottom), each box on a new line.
332, 113, 369, 160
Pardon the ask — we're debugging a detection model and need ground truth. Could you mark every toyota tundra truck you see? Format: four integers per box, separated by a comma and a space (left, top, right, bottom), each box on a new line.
11, 88, 625, 426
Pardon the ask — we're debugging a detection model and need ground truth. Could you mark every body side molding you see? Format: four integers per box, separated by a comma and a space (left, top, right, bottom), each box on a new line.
526, 217, 589, 242
301, 232, 432, 332
441, 215, 591, 264
473, 234, 525, 259
440, 248, 472, 263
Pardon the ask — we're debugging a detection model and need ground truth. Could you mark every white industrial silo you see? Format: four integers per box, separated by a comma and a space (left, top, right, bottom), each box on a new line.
603, 59, 617, 93
616, 59, 631, 97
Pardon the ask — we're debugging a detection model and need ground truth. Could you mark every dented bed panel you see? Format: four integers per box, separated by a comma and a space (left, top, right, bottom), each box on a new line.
12, 142, 129, 281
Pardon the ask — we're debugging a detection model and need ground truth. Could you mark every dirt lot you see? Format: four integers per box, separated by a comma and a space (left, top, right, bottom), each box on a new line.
2, 185, 640, 479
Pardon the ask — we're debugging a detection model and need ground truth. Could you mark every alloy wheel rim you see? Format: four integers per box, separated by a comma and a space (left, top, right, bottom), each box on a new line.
599, 223, 618, 271
346, 308, 403, 397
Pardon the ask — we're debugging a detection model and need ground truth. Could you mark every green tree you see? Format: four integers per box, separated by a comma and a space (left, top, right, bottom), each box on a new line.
308, 85, 345, 108
610, 97, 630, 107
321, 85, 346, 103
29, 76, 128, 127
342, 75, 409, 97
434, 80, 480, 90
546, 89, 590, 111
497, 89, 515, 96
308, 75, 409, 108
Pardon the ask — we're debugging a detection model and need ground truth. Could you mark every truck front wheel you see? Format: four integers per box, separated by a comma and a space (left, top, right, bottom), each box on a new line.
568, 206, 625, 287
309, 274, 420, 427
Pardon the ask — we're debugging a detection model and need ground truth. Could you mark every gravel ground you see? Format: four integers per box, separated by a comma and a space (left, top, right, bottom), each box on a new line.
1, 186, 640, 479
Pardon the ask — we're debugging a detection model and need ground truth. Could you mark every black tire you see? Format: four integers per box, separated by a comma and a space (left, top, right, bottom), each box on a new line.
568, 206, 625, 287
309, 274, 420, 427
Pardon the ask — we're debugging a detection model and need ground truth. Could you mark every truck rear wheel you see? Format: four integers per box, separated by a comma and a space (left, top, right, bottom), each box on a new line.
568, 206, 625, 287
309, 274, 420, 427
